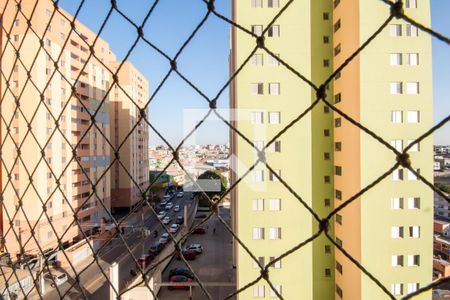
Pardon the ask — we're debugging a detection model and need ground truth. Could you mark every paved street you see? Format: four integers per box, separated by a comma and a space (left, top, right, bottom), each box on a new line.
158, 207, 236, 300
38, 192, 196, 300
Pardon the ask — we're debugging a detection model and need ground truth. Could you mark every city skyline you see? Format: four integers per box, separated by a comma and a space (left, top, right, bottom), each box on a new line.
56, 0, 450, 147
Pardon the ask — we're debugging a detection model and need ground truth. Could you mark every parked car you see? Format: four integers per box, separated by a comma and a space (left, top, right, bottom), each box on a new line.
169, 224, 180, 233
157, 212, 166, 219
137, 254, 154, 268
173, 205, 180, 212
159, 233, 170, 244
175, 216, 184, 225
165, 202, 174, 210
177, 192, 184, 198
192, 227, 206, 234
44, 271, 68, 287
168, 275, 193, 290
160, 200, 168, 207
185, 243, 203, 254
169, 268, 194, 279
163, 194, 171, 200
176, 249, 196, 261
149, 242, 164, 255
162, 217, 171, 225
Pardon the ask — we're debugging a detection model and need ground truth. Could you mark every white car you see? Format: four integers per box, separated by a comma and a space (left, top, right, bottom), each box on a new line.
163, 194, 171, 200
165, 202, 173, 210
174, 205, 180, 212
157, 212, 166, 219
162, 217, 171, 225
184, 243, 203, 254
159, 233, 170, 244
169, 224, 180, 233
44, 271, 68, 287
177, 192, 184, 198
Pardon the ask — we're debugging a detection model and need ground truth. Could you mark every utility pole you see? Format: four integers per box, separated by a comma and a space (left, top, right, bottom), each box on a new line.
38, 253, 45, 294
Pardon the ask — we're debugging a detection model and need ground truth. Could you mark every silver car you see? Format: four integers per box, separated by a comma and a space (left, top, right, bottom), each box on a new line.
159, 233, 170, 244
44, 271, 68, 288
162, 217, 171, 225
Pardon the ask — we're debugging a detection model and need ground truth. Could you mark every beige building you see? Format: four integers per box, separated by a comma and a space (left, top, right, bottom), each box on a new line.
110, 61, 149, 212
0, 0, 148, 258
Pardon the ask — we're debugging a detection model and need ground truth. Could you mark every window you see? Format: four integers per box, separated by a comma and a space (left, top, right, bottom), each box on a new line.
268, 0, 280, 8
335, 237, 343, 247
390, 53, 402, 65
325, 268, 331, 277
323, 36, 330, 44
391, 255, 404, 267
251, 0, 263, 8
324, 198, 331, 207
324, 176, 331, 184
334, 93, 341, 104
269, 285, 282, 297
409, 226, 420, 238
390, 82, 403, 94
253, 228, 264, 240
336, 214, 342, 225
334, 44, 341, 56
268, 25, 280, 37
251, 54, 264, 66
324, 129, 330, 137
253, 285, 265, 297
268, 112, 281, 124
391, 140, 403, 151
60, 33, 66, 40
46, 39, 51, 46
269, 198, 281, 211
323, 13, 330, 20
251, 112, 264, 124
336, 261, 343, 274
251, 25, 263, 36
324, 106, 330, 113
253, 170, 264, 182
269, 169, 281, 181
407, 140, 420, 152
48, 231, 53, 239
335, 166, 342, 176
324, 152, 331, 160
406, 53, 419, 65
268, 53, 280, 66
269, 227, 281, 240
14, 19, 20, 27
46, 9, 52, 16
390, 24, 402, 36
407, 111, 420, 123
267, 141, 281, 153
391, 226, 404, 238
391, 283, 403, 296
407, 255, 420, 266
269, 256, 281, 268
334, 118, 342, 128
253, 256, 265, 269
335, 190, 342, 200
392, 168, 404, 181
407, 169, 418, 181
407, 283, 419, 293
335, 142, 342, 152
406, 24, 418, 37
13, 35, 20, 42
406, 82, 419, 94
391, 197, 404, 209
325, 245, 331, 253
60, 19, 66, 26
250, 83, 264, 95
268, 83, 280, 95
407, 197, 420, 209
405, 0, 417, 8
391, 111, 403, 123
252, 199, 264, 211
323, 59, 330, 67
334, 19, 341, 32
336, 285, 343, 299
334, 0, 341, 9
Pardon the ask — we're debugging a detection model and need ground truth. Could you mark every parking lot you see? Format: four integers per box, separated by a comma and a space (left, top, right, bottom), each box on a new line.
158, 206, 236, 300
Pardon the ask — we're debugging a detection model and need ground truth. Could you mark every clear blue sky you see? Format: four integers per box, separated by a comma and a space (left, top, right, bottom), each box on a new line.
59, 0, 449, 146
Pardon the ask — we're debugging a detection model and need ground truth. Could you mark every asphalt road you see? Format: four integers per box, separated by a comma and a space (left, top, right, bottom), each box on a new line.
158, 207, 236, 300
39, 192, 196, 300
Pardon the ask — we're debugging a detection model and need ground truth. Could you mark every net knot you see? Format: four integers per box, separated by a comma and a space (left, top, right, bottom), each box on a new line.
256, 36, 265, 48
209, 99, 217, 109
316, 84, 327, 99
396, 153, 411, 168
260, 268, 269, 280
390, 1, 404, 19
319, 219, 329, 232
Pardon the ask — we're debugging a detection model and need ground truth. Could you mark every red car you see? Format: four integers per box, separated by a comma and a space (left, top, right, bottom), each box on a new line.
192, 227, 206, 234
168, 275, 193, 290
176, 249, 196, 261
137, 254, 154, 268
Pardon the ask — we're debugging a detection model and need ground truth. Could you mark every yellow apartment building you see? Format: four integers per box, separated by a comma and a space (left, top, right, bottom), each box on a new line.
231, 0, 432, 299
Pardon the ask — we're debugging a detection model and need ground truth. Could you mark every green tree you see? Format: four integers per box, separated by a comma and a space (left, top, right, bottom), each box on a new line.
436, 182, 450, 194
195, 170, 227, 209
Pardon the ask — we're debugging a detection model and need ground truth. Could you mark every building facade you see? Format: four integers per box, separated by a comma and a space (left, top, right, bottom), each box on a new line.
0, 0, 147, 257
110, 61, 149, 211
231, 0, 432, 299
